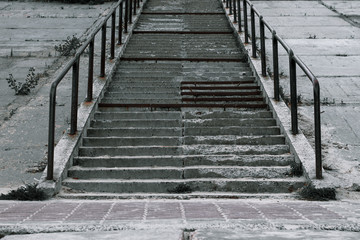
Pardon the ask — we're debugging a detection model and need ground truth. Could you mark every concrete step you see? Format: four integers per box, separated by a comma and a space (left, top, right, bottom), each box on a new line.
184, 135, 285, 145
184, 126, 281, 136
78, 145, 289, 157
74, 155, 295, 168
115, 71, 252, 78
82, 137, 181, 147
100, 98, 182, 104
82, 135, 285, 147
117, 61, 250, 69
57, 192, 300, 200
111, 76, 256, 82
183, 118, 276, 127
183, 110, 273, 119
67, 166, 292, 180
87, 127, 182, 137
104, 92, 180, 98
90, 119, 181, 128
62, 178, 306, 194
94, 111, 181, 120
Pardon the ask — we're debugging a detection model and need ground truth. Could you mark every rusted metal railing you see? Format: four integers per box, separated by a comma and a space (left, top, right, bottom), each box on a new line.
47, 0, 140, 180
229, 0, 322, 179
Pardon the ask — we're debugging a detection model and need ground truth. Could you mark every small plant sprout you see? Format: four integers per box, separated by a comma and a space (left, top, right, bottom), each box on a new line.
7, 67, 39, 95
55, 35, 82, 56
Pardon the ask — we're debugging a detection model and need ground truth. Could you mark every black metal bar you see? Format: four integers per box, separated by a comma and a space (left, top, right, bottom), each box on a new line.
47, 85, 57, 180
110, 12, 116, 60
237, 0, 241, 32
129, 0, 133, 24
229, 0, 233, 15
226, 0, 229, 8
124, 0, 128, 33
70, 57, 80, 135
133, 0, 136, 15
137, 0, 140, 8
272, 31, 280, 101
118, 2, 123, 45
244, 0, 248, 43
260, 16, 266, 76
100, 24, 106, 77
289, 50, 298, 134
86, 39, 94, 102
251, 5, 256, 58
314, 79, 322, 179
233, 0, 237, 23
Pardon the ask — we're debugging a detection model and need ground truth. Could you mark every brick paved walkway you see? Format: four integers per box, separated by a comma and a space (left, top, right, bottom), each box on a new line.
0, 199, 359, 233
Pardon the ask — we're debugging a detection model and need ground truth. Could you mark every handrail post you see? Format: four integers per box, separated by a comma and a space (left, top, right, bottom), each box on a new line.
244, 0, 248, 43
229, 0, 233, 15
289, 50, 298, 134
125, 0, 128, 33
237, 0, 241, 32
118, 2, 123, 45
233, 0, 237, 23
70, 57, 80, 135
133, 0, 137, 15
129, 0, 133, 24
100, 24, 106, 77
250, 5, 256, 58
260, 16, 266, 76
314, 79, 322, 179
272, 31, 280, 101
110, 11, 116, 60
226, 0, 229, 8
86, 39, 94, 102
47, 86, 57, 180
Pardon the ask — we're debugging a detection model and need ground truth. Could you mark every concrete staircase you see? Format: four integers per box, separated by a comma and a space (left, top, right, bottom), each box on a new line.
59, 0, 307, 198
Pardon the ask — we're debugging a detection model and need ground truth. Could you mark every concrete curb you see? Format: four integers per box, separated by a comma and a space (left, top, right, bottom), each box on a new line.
37, 0, 149, 198
220, 1, 335, 193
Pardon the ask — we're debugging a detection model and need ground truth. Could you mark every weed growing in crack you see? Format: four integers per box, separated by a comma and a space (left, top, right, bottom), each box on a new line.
299, 185, 336, 201
0, 184, 46, 201
290, 162, 304, 177
55, 35, 82, 56
7, 67, 39, 95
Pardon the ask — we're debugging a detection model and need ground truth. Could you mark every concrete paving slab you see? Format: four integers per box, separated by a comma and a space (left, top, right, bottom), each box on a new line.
2, 229, 184, 240
190, 229, 360, 240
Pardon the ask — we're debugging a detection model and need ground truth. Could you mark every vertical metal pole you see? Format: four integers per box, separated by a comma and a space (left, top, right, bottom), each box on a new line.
233, 0, 237, 23
226, 0, 229, 8
272, 31, 280, 101
47, 87, 56, 180
125, 0, 128, 33
251, 6, 256, 58
100, 24, 106, 78
70, 57, 80, 135
133, 0, 137, 15
260, 16, 266, 76
118, 2, 123, 45
86, 39, 94, 102
110, 12, 116, 60
129, 0, 133, 24
314, 80, 322, 179
289, 50, 298, 134
229, 0, 233, 15
137, 0, 140, 8
244, 0, 248, 43
237, 0, 241, 32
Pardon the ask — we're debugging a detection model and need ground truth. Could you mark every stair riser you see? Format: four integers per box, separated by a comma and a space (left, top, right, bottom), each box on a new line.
91, 120, 181, 128
74, 155, 294, 168
184, 119, 276, 127
83, 138, 181, 147
184, 136, 285, 145
63, 180, 305, 194
94, 112, 181, 120
78, 146, 289, 157
185, 127, 280, 136
68, 167, 291, 180
87, 128, 182, 137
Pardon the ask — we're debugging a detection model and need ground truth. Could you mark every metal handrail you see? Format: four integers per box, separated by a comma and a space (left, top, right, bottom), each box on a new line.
227, 0, 322, 179
47, 0, 141, 180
